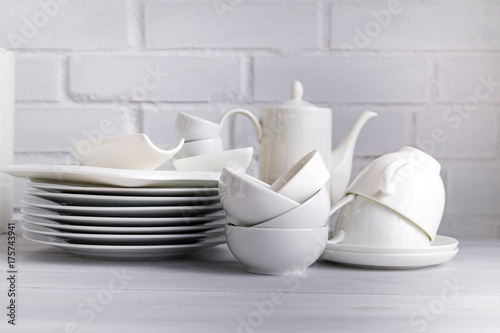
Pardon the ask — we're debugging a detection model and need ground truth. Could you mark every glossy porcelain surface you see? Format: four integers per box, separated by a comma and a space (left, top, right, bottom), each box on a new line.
175, 112, 222, 141
71, 134, 184, 170
218, 168, 299, 227
225, 224, 329, 275
177, 137, 223, 158
237, 81, 376, 206
0, 164, 220, 188
270, 150, 330, 203
331, 195, 431, 248
252, 186, 330, 229
173, 147, 253, 173
346, 146, 445, 240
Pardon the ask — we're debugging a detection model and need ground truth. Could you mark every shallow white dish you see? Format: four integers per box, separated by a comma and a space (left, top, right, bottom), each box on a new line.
28, 182, 219, 196
23, 231, 226, 260
26, 190, 219, 207
71, 133, 184, 170
23, 215, 226, 234
22, 223, 224, 246
21, 207, 226, 226
326, 234, 458, 255
22, 197, 222, 217
0, 164, 219, 187
321, 244, 458, 269
174, 147, 253, 173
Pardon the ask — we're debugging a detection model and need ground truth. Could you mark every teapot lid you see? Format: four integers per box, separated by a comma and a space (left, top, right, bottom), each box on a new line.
273, 81, 320, 109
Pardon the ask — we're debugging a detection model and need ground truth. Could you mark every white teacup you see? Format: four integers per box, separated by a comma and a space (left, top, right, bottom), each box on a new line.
346, 147, 445, 241
175, 113, 222, 142
329, 194, 431, 248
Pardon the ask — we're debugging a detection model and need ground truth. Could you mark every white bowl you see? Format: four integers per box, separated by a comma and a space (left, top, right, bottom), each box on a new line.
346, 146, 445, 241
177, 137, 223, 158
252, 186, 330, 229
270, 150, 330, 203
174, 147, 253, 173
225, 224, 329, 275
71, 133, 184, 170
175, 112, 222, 141
218, 168, 299, 227
331, 194, 431, 248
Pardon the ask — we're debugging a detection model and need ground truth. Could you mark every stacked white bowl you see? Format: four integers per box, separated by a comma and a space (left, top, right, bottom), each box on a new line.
219, 150, 331, 275
173, 112, 252, 173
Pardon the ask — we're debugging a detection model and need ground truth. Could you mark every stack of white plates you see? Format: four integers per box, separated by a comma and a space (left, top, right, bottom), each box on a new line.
1, 165, 227, 260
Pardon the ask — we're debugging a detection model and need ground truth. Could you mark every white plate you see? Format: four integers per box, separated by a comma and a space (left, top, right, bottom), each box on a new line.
326, 234, 459, 254
321, 247, 459, 269
28, 182, 219, 196
22, 223, 224, 246
22, 207, 226, 226
0, 164, 219, 187
26, 190, 220, 207
23, 231, 226, 260
22, 197, 223, 217
23, 215, 227, 234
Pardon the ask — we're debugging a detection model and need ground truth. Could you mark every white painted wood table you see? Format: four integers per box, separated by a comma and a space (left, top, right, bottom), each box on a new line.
1, 236, 499, 333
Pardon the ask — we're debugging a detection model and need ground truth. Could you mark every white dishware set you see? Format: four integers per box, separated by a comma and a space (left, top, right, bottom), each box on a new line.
0, 80, 458, 271
173, 111, 256, 173
322, 147, 458, 269
16, 176, 228, 260
221, 151, 331, 275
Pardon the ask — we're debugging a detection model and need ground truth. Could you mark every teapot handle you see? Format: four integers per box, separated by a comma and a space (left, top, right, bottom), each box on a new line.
219, 109, 263, 141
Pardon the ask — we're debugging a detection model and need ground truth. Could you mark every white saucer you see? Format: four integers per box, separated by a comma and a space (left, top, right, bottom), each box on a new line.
22, 207, 226, 226
22, 223, 224, 246
26, 190, 220, 207
0, 164, 219, 187
23, 216, 226, 234
22, 197, 223, 217
28, 182, 219, 196
326, 235, 458, 254
321, 235, 459, 269
23, 231, 226, 260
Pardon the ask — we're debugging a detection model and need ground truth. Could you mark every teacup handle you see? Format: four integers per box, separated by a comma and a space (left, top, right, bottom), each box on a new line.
378, 158, 410, 195
325, 194, 355, 246
219, 109, 263, 141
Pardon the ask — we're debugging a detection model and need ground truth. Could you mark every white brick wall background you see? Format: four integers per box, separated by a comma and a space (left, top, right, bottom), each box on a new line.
0, 0, 499, 238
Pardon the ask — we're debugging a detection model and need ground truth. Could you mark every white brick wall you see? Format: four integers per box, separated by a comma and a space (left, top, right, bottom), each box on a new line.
0, 0, 498, 238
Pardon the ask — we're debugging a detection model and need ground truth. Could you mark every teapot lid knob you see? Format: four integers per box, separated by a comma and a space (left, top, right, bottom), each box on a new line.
291, 81, 303, 100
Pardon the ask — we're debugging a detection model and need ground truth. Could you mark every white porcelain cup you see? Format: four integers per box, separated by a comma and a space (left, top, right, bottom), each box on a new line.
177, 138, 223, 158
346, 146, 445, 241
270, 150, 330, 204
176, 109, 262, 143
175, 113, 222, 141
328, 194, 431, 248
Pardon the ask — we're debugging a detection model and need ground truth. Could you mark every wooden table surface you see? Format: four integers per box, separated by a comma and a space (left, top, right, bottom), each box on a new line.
1, 236, 499, 333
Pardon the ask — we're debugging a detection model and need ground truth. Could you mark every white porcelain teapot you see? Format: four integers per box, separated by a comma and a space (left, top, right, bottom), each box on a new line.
219, 81, 377, 204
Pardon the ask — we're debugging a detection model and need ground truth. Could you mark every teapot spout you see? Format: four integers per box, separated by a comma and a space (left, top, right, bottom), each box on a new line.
329, 111, 377, 204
